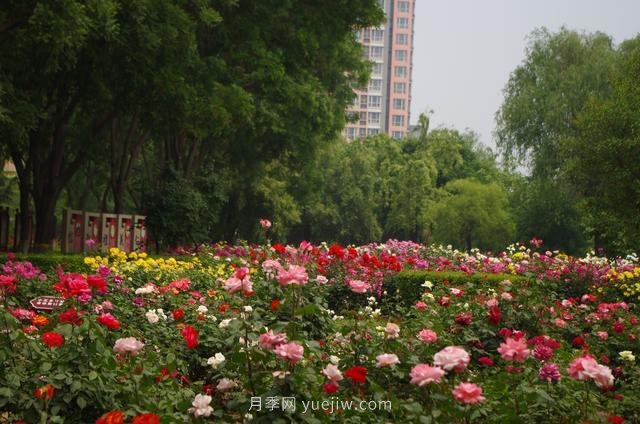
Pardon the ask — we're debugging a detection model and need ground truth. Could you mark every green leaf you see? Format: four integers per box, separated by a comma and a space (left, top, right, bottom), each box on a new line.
88, 371, 98, 380
76, 396, 87, 409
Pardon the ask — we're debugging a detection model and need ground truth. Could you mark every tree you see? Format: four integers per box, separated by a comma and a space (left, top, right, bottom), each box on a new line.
564, 36, 640, 254
430, 179, 515, 252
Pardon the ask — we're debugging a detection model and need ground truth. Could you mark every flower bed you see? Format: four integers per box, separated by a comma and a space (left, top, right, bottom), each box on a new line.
0, 242, 638, 423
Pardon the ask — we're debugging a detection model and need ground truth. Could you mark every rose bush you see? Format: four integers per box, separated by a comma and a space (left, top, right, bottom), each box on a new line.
0, 240, 638, 423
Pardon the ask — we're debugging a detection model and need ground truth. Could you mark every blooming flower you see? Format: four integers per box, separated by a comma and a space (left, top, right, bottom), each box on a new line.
344, 366, 368, 384
42, 332, 64, 348
498, 337, 531, 362
216, 378, 237, 391
276, 264, 309, 286
409, 364, 445, 386
35, 384, 55, 399
207, 352, 226, 369
260, 218, 272, 229
385, 322, 400, 339
452, 382, 485, 404
322, 364, 343, 382
538, 363, 561, 382
417, 329, 438, 343
349, 280, 369, 294
274, 342, 304, 364
619, 351, 635, 362
258, 330, 288, 350
433, 346, 470, 373
131, 413, 161, 424
97, 313, 120, 331
181, 325, 199, 349
376, 353, 400, 368
113, 337, 144, 356
188, 394, 213, 417
96, 410, 125, 424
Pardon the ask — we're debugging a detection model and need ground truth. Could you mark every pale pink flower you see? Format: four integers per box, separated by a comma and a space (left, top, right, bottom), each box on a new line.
417, 329, 438, 344
596, 331, 609, 340
452, 382, 485, 404
276, 265, 309, 286
567, 355, 599, 381
554, 318, 567, 328
497, 337, 531, 362
486, 298, 499, 307
322, 364, 343, 382
261, 259, 283, 275
409, 364, 445, 386
433, 346, 470, 373
588, 363, 614, 388
259, 219, 272, 229
349, 279, 369, 294
501, 292, 513, 301
258, 330, 288, 350
376, 353, 400, 368
274, 342, 304, 364
216, 378, 237, 391
315, 275, 328, 284
188, 394, 213, 417
223, 273, 252, 294
113, 337, 144, 356
385, 322, 400, 339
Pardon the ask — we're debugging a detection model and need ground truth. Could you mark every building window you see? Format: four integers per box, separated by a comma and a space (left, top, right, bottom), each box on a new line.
396, 34, 408, 45
362, 29, 371, 42
378, 0, 385, 9
359, 127, 367, 136
395, 50, 407, 62
393, 99, 405, 110
398, 1, 410, 12
394, 66, 407, 78
346, 127, 357, 140
371, 62, 383, 76
392, 115, 405, 127
397, 17, 409, 29
392, 131, 404, 139
368, 95, 381, 108
360, 95, 368, 109
368, 128, 380, 135
359, 111, 367, 125
393, 82, 406, 94
368, 112, 381, 124
368, 79, 382, 92
361, 45, 369, 60
372, 29, 384, 43
370, 46, 384, 59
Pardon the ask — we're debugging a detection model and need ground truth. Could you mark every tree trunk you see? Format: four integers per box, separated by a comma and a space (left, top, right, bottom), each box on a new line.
17, 187, 31, 253
32, 187, 59, 251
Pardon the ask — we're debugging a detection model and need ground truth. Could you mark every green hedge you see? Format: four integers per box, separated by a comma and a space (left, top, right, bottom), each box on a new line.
3, 253, 88, 274
385, 270, 533, 305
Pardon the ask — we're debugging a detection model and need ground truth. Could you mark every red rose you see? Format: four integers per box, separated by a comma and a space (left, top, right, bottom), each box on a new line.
323, 382, 339, 394
488, 305, 501, 325
172, 309, 185, 321
87, 275, 108, 293
270, 299, 280, 311
454, 312, 472, 326
478, 356, 494, 366
344, 366, 367, 384
572, 336, 585, 347
97, 313, 120, 330
35, 384, 55, 399
42, 332, 64, 348
181, 325, 198, 349
132, 413, 161, 424
608, 416, 625, 424
96, 410, 125, 424
272, 243, 286, 254
498, 328, 512, 339
613, 322, 625, 333
438, 296, 450, 307
218, 303, 230, 313
59, 307, 83, 326
0, 275, 17, 293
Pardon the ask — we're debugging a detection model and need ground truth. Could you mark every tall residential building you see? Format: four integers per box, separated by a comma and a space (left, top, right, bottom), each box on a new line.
344, 0, 416, 140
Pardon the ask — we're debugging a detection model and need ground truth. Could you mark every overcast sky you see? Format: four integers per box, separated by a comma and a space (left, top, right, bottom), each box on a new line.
410, 0, 640, 148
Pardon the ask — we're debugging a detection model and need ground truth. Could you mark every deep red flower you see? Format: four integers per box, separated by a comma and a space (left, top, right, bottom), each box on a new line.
218, 303, 230, 313
613, 322, 625, 333
608, 416, 625, 424
35, 384, 54, 399
0, 275, 17, 294
478, 356, 494, 366
181, 325, 198, 349
58, 307, 83, 326
572, 336, 585, 347
438, 296, 450, 307
131, 413, 161, 424
344, 366, 368, 384
270, 299, 280, 311
533, 344, 554, 361
323, 382, 339, 394
172, 309, 185, 321
96, 410, 125, 424
272, 243, 286, 254
488, 305, 501, 325
498, 328, 513, 339
87, 275, 108, 293
454, 312, 472, 326
97, 313, 120, 330
42, 332, 64, 348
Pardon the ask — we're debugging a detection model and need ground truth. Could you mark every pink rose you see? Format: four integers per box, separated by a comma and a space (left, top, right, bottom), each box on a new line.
433, 346, 470, 373
452, 382, 485, 404
501, 292, 513, 301
216, 378, 237, 391
349, 280, 369, 294
567, 355, 599, 381
486, 298, 499, 307
596, 331, 609, 340
385, 323, 400, 339
409, 364, 445, 386
259, 219, 272, 229
497, 337, 531, 362
276, 265, 309, 286
258, 330, 288, 350
376, 353, 400, 368
322, 364, 343, 382
417, 329, 438, 344
274, 342, 304, 364
113, 337, 144, 356
415, 301, 427, 310
315, 275, 328, 284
